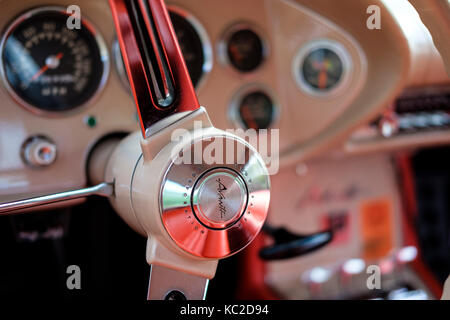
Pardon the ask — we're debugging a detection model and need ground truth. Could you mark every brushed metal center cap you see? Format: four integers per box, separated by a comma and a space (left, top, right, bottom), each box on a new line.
192, 168, 248, 229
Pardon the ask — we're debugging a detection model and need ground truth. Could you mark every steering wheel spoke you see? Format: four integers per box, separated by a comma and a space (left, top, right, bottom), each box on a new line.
0, 0, 272, 300
105, 0, 271, 301
148, 265, 209, 300
109, 0, 200, 138
0, 182, 114, 215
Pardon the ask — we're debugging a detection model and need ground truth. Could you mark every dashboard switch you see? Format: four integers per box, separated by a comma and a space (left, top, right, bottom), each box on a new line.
379, 113, 399, 138
22, 136, 57, 168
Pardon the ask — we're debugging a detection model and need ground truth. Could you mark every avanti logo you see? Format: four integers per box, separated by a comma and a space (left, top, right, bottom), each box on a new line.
216, 178, 227, 220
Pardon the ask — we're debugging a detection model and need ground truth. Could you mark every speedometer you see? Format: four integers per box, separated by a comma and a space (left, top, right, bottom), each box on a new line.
0, 7, 109, 114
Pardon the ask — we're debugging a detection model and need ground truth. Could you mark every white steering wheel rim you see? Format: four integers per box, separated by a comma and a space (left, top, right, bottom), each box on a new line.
410, 0, 450, 75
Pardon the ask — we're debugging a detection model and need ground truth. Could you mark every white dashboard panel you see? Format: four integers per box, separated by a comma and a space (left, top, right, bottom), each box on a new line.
0, 0, 369, 200
0, 0, 447, 208
266, 154, 408, 299
0, 0, 138, 199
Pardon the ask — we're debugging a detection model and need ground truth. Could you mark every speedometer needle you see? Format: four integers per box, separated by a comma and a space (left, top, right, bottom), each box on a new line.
29, 52, 64, 82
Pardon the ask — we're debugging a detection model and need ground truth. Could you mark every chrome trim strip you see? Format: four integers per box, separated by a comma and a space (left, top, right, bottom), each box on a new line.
0, 182, 114, 215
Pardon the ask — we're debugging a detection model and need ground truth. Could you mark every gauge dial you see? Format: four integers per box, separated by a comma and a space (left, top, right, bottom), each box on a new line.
114, 8, 210, 90
301, 48, 343, 91
169, 10, 209, 87
226, 28, 265, 73
234, 90, 276, 130
0, 7, 108, 113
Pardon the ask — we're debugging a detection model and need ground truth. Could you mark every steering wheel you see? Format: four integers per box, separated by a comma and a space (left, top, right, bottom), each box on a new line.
0, 0, 270, 300
410, 0, 450, 75
0, 0, 448, 301
410, 0, 450, 299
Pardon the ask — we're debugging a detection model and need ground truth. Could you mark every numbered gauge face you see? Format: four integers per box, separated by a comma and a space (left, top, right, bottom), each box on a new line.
301, 47, 343, 91
235, 91, 276, 130
169, 10, 207, 87
226, 28, 265, 73
0, 7, 108, 114
114, 8, 210, 90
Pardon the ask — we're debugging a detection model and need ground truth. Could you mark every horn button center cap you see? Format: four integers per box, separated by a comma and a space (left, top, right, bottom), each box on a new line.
192, 168, 248, 229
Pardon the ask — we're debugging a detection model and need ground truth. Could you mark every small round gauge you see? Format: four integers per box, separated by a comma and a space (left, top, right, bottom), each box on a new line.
230, 89, 277, 130
0, 7, 109, 114
293, 40, 351, 96
114, 7, 211, 90
224, 26, 265, 73
302, 48, 343, 91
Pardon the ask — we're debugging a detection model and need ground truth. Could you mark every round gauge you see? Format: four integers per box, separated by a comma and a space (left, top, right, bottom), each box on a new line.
169, 8, 211, 87
224, 26, 265, 73
302, 48, 343, 91
0, 7, 109, 114
230, 89, 277, 130
293, 40, 351, 96
114, 7, 211, 90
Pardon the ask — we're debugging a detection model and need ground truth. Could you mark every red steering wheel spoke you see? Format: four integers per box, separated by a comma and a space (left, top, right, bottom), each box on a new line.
109, 0, 200, 138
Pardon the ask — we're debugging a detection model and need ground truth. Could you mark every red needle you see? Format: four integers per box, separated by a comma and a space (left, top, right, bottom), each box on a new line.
318, 68, 328, 89
241, 104, 258, 130
312, 60, 328, 89
29, 52, 64, 82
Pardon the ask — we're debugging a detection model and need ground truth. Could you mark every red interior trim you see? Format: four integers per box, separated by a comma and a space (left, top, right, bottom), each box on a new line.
109, 0, 199, 136
236, 233, 279, 300
396, 154, 443, 298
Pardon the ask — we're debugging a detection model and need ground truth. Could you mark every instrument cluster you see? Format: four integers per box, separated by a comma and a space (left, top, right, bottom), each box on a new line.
0, 0, 414, 211
0, 1, 358, 130
0, 5, 210, 116
0, 0, 446, 301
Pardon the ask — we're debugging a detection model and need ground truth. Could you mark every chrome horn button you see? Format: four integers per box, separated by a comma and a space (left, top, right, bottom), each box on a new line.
159, 131, 270, 259
192, 168, 248, 229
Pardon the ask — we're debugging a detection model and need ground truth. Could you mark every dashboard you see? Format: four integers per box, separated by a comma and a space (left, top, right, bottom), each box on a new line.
0, 0, 447, 198
0, 0, 449, 299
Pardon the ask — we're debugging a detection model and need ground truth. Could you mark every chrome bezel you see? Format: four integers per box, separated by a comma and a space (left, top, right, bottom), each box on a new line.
112, 39, 128, 91
168, 5, 213, 91
113, 5, 212, 93
228, 83, 280, 130
217, 21, 269, 74
0, 6, 110, 117
292, 39, 352, 97
20, 135, 57, 169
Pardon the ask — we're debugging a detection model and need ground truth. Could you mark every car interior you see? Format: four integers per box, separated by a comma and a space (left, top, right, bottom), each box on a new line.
0, 0, 449, 301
